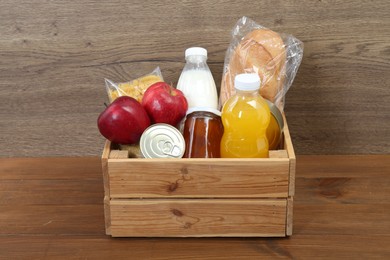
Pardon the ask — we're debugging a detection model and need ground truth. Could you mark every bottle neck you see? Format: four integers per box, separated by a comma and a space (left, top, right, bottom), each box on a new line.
186, 55, 207, 64
235, 89, 260, 97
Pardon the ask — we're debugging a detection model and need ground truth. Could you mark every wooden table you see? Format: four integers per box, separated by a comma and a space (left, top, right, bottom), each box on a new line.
1, 156, 389, 259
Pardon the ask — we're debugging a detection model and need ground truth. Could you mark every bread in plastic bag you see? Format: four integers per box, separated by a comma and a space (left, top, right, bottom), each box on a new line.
105, 67, 164, 103
219, 16, 303, 110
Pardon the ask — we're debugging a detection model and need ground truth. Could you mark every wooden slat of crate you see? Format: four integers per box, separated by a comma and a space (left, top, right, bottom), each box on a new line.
109, 150, 129, 159
103, 196, 111, 235
101, 142, 111, 235
101, 141, 110, 198
108, 158, 290, 198
109, 199, 287, 237
286, 197, 294, 236
269, 150, 288, 158
283, 114, 296, 197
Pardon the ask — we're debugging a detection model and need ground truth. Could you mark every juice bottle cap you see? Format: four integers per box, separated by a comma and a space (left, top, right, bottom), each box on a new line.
185, 47, 207, 58
234, 73, 261, 91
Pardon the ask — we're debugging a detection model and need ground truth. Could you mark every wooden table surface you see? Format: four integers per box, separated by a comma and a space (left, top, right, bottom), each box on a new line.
1, 156, 389, 259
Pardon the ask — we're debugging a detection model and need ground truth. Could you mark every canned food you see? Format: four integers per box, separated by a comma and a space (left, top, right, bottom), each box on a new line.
140, 123, 185, 158
265, 99, 284, 150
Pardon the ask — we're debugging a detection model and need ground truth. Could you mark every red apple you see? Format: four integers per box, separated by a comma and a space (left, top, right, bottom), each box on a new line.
141, 82, 188, 126
97, 96, 150, 144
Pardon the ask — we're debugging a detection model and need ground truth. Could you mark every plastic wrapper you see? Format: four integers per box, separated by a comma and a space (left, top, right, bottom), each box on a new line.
219, 16, 303, 110
105, 67, 163, 103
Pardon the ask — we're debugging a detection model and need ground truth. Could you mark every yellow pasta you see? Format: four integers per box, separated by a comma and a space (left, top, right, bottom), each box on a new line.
108, 74, 163, 103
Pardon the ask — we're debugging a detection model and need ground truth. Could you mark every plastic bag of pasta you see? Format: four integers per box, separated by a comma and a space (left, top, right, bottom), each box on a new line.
105, 67, 164, 103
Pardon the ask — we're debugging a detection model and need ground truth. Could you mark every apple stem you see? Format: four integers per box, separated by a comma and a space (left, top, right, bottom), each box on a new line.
104, 102, 108, 108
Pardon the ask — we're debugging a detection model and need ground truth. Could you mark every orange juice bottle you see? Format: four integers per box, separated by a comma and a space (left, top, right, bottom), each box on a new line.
220, 74, 271, 158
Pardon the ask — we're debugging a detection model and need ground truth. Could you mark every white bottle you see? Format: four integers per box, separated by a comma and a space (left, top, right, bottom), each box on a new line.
177, 47, 218, 110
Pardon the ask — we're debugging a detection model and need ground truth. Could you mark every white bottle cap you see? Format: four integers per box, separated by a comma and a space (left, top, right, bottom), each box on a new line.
234, 73, 261, 91
185, 47, 207, 58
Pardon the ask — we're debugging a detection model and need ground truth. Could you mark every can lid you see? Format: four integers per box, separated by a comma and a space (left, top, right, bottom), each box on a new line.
234, 73, 261, 91
185, 47, 207, 58
265, 99, 284, 131
186, 107, 221, 116
140, 123, 185, 158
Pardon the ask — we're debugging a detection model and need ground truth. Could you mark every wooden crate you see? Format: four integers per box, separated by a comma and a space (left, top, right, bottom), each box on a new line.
101, 117, 295, 237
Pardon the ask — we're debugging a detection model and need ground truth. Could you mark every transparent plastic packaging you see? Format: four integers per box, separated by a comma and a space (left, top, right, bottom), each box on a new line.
105, 67, 163, 103
219, 16, 304, 111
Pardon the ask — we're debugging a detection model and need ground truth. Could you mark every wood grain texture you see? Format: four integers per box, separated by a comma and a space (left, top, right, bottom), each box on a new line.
0, 235, 389, 259
110, 199, 287, 237
286, 197, 293, 236
1, 155, 389, 258
108, 150, 128, 159
101, 142, 111, 234
103, 196, 111, 235
0, 0, 389, 157
106, 122, 293, 200
283, 115, 296, 196
104, 134, 294, 236
108, 158, 290, 198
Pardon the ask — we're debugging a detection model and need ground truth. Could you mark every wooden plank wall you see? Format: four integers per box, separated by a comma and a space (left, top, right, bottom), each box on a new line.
0, 0, 389, 157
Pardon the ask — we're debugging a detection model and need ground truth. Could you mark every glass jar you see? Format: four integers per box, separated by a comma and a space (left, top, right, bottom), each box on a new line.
182, 107, 223, 158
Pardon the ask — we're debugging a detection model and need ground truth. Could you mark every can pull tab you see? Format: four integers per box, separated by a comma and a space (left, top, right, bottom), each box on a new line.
158, 140, 182, 157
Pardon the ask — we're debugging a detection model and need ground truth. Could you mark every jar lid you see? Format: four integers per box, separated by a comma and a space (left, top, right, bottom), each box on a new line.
234, 73, 261, 91
186, 107, 221, 116
185, 47, 207, 58
265, 99, 284, 131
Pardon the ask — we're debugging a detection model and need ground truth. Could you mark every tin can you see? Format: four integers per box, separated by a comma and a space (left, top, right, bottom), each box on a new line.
265, 99, 284, 150
140, 123, 185, 158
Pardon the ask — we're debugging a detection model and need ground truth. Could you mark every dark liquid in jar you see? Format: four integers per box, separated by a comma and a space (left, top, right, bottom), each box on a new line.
183, 111, 224, 158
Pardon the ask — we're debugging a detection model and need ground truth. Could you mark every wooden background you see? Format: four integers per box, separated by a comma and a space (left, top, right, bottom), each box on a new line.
0, 0, 389, 157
